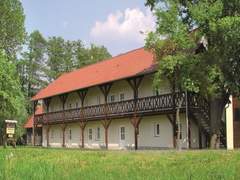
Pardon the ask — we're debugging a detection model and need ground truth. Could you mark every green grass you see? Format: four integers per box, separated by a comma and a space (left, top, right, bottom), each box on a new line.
0, 147, 240, 180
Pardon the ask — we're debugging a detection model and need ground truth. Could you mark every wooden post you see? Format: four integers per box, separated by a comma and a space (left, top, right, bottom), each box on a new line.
59, 94, 68, 147
77, 89, 88, 148
101, 119, 112, 149
171, 74, 177, 148
127, 76, 143, 150
33, 100, 38, 146
99, 83, 112, 149
199, 128, 202, 149
46, 125, 50, 147
61, 124, 67, 147
131, 116, 142, 150
43, 98, 51, 147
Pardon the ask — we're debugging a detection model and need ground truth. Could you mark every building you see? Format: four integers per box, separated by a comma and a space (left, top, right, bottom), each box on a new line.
31, 47, 238, 150
24, 106, 43, 145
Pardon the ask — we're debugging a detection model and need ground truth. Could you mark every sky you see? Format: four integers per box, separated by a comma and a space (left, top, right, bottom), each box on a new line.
21, 0, 156, 56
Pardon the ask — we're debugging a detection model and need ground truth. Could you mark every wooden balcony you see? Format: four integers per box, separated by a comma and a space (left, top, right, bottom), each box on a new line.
34, 92, 209, 125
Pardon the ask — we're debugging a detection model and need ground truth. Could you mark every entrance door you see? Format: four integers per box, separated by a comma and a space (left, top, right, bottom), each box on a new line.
119, 126, 126, 147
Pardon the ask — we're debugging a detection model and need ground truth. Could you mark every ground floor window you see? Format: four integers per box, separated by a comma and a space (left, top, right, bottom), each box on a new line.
69, 129, 72, 140
88, 128, 93, 140
120, 127, 125, 140
154, 123, 160, 137
96, 127, 101, 140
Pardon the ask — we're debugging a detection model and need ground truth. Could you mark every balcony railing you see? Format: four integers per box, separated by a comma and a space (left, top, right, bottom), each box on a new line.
34, 92, 209, 125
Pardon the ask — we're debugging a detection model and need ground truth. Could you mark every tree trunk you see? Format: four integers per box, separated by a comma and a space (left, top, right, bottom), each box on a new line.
176, 98, 183, 150
209, 95, 229, 149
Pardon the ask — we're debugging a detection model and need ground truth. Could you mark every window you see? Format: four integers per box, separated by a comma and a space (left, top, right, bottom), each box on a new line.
76, 102, 79, 108
154, 123, 160, 137
97, 96, 101, 105
68, 103, 72, 109
88, 128, 93, 140
69, 129, 72, 140
110, 95, 115, 102
96, 127, 101, 140
120, 127, 125, 140
119, 93, 125, 101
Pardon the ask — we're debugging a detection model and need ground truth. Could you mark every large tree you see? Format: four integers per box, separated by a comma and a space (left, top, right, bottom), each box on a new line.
0, 51, 27, 143
17, 31, 47, 113
0, 0, 26, 60
145, 0, 240, 148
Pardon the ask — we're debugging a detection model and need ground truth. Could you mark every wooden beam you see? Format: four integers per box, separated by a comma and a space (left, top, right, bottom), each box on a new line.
101, 119, 112, 149
127, 76, 143, 99
199, 128, 202, 149
61, 124, 67, 147
79, 121, 87, 148
166, 114, 174, 125
33, 100, 38, 146
59, 93, 68, 110
46, 125, 50, 147
77, 89, 88, 107
130, 116, 142, 150
43, 97, 52, 112
77, 89, 88, 148
99, 83, 112, 102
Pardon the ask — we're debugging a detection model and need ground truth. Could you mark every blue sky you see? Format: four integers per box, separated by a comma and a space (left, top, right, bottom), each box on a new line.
21, 0, 155, 56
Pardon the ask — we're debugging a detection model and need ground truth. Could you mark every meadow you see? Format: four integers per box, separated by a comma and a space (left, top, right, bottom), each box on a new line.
0, 147, 240, 180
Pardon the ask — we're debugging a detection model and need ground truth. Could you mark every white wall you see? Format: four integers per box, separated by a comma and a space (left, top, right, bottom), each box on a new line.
42, 114, 199, 149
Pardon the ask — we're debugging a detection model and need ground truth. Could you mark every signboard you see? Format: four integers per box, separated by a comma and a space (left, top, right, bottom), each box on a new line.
4, 120, 17, 148
6, 123, 15, 134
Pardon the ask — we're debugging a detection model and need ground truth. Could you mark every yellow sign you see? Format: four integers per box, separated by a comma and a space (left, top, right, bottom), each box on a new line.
6, 128, 15, 134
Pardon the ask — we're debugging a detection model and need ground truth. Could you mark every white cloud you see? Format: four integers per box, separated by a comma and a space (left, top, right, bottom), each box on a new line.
90, 8, 155, 55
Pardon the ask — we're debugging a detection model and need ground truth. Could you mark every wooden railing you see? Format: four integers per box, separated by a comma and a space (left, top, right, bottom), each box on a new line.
34, 92, 208, 125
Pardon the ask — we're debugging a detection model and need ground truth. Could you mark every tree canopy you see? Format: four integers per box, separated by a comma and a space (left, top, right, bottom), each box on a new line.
0, 0, 26, 60
145, 0, 240, 147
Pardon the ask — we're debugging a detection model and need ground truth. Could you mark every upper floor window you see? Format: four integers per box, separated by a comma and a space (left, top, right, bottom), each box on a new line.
119, 93, 125, 101
154, 123, 160, 137
97, 96, 101, 105
68, 103, 72, 109
76, 102, 79, 108
108, 95, 115, 103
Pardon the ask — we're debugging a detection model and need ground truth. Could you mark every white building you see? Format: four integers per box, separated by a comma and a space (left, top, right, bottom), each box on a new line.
31, 48, 236, 150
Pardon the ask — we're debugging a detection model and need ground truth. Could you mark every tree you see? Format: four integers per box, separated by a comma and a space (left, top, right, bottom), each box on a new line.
87, 44, 112, 64
17, 31, 47, 113
0, 0, 26, 60
46, 37, 66, 81
0, 51, 27, 144
145, 0, 240, 148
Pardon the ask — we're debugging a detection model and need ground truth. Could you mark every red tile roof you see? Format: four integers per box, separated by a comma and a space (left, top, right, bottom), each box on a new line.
32, 48, 155, 101
24, 106, 43, 128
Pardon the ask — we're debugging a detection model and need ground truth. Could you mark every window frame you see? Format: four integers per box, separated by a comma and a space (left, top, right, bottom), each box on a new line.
88, 128, 93, 141
96, 127, 101, 140
154, 123, 160, 137
120, 126, 125, 141
119, 92, 125, 101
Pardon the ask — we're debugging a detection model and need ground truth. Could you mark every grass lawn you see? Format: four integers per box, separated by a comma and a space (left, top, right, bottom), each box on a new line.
0, 147, 240, 180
